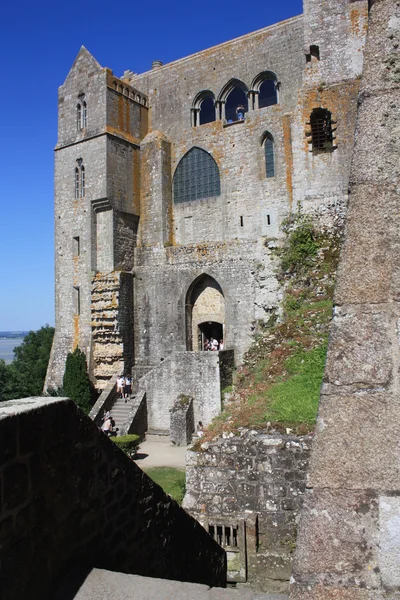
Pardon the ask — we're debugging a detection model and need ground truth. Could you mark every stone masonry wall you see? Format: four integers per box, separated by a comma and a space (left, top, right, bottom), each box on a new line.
290, 2, 400, 598
0, 397, 226, 600
138, 351, 225, 432
183, 432, 312, 594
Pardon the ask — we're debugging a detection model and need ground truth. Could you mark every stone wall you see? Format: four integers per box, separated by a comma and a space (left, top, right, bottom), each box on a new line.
290, 1, 400, 598
138, 351, 228, 432
0, 397, 226, 600
183, 431, 312, 594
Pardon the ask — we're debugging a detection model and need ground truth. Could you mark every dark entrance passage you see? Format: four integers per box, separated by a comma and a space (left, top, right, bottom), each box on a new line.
198, 321, 223, 350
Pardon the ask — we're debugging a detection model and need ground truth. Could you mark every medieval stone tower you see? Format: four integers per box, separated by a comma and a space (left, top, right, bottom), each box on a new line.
45, 0, 369, 433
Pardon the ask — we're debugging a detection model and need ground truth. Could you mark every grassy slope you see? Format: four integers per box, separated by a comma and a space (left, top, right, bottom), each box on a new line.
144, 467, 186, 504
204, 217, 340, 441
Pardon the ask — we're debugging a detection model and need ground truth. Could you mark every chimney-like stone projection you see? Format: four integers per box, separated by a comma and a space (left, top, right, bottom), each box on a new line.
290, 1, 400, 598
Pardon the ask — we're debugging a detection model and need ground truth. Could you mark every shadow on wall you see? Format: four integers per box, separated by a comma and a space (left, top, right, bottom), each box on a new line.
0, 397, 226, 600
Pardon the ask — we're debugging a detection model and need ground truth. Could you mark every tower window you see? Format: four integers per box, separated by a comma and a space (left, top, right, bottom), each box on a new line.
77, 103, 82, 130
309, 108, 334, 153
83, 101, 87, 128
73, 236, 80, 256
263, 132, 275, 178
73, 286, 80, 315
306, 45, 320, 63
240, 216, 244, 227
75, 160, 85, 198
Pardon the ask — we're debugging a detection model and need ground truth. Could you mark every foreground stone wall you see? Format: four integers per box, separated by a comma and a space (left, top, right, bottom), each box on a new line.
0, 397, 226, 600
291, 2, 400, 598
183, 432, 311, 594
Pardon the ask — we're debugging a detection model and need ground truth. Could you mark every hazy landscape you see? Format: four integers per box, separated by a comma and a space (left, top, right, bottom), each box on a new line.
0, 332, 27, 363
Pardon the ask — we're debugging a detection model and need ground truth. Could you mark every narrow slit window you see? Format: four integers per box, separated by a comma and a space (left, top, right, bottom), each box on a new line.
80, 166, 85, 198
75, 167, 80, 199
225, 526, 231, 546
73, 286, 80, 315
73, 236, 80, 257
267, 214, 271, 225
83, 101, 87, 128
240, 216, 244, 227
232, 527, 238, 547
77, 103, 82, 130
264, 133, 275, 178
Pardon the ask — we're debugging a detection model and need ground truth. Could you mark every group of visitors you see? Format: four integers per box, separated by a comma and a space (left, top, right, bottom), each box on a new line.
116, 374, 132, 401
203, 338, 224, 351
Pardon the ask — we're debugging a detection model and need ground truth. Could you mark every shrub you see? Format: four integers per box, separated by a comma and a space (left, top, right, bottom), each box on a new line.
63, 347, 92, 414
112, 434, 140, 457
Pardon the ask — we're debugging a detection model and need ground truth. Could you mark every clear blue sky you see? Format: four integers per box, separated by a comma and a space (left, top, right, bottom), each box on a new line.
0, 0, 302, 331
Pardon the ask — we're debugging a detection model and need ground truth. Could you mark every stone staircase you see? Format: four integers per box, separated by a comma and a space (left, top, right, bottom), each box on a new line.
110, 394, 135, 434
54, 568, 288, 600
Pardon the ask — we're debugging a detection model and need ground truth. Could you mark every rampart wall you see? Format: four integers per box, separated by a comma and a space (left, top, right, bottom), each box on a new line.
184, 432, 311, 594
0, 397, 225, 600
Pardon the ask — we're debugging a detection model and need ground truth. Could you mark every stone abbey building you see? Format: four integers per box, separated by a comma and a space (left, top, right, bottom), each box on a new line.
45, 0, 369, 433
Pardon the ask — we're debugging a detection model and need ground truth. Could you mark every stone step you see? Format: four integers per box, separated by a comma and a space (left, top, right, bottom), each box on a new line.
53, 568, 288, 600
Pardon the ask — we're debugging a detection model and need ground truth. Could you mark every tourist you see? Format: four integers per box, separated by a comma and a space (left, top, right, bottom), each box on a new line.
219, 339, 224, 350
117, 375, 125, 398
203, 338, 210, 351
211, 337, 218, 351
236, 105, 245, 120
197, 421, 204, 437
124, 374, 132, 400
101, 417, 113, 436
102, 410, 111, 422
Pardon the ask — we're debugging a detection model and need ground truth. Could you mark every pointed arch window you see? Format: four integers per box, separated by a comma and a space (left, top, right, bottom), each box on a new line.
75, 160, 85, 198
251, 72, 279, 109
263, 133, 275, 178
77, 103, 82, 130
192, 91, 216, 127
173, 147, 221, 203
83, 101, 87, 128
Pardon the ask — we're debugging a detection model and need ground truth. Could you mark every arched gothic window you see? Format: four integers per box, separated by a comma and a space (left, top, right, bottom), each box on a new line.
252, 72, 279, 109
199, 97, 215, 125
259, 80, 278, 108
225, 86, 248, 123
77, 103, 82, 130
83, 101, 87, 128
263, 133, 275, 178
75, 162, 85, 198
173, 147, 221, 203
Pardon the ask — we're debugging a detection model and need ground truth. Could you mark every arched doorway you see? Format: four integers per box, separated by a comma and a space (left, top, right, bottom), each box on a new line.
185, 275, 225, 351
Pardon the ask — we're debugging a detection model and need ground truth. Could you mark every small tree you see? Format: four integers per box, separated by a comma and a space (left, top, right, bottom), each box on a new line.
63, 347, 92, 414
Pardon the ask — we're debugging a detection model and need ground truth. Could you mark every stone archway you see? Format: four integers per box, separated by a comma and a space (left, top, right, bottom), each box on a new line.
185, 275, 225, 351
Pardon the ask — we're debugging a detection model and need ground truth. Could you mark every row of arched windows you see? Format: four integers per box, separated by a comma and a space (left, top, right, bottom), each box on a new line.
173, 134, 275, 203
192, 72, 279, 127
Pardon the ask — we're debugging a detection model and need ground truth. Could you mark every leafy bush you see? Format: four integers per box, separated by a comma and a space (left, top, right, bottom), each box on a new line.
112, 434, 140, 457
63, 347, 92, 414
279, 214, 318, 275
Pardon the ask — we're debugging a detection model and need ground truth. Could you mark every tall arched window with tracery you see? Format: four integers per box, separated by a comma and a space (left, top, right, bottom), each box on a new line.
75, 167, 80, 199
173, 147, 221, 203
263, 133, 275, 178
80, 165, 85, 197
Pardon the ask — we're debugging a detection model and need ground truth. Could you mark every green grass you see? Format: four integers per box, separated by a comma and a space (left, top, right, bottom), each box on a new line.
266, 343, 328, 424
144, 467, 186, 504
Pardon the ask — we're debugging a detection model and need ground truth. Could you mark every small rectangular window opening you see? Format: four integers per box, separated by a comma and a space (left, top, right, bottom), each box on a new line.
73, 236, 80, 257
73, 286, 80, 315
240, 216, 244, 227
267, 215, 271, 225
